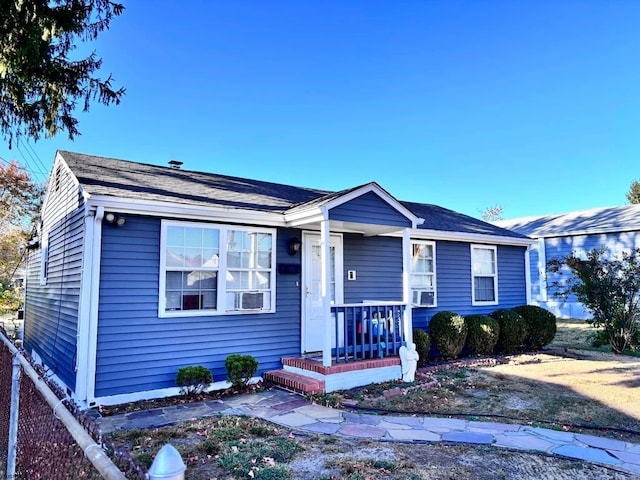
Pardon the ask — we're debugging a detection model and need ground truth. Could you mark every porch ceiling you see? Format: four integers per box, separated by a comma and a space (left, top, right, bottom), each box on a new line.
298, 219, 405, 236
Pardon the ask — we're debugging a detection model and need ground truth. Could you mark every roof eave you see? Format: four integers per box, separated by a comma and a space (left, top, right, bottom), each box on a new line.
408, 228, 535, 246
85, 195, 287, 226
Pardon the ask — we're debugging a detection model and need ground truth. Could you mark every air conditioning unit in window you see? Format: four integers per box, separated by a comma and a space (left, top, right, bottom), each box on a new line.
412, 290, 435, 306
240, 292, 264, 310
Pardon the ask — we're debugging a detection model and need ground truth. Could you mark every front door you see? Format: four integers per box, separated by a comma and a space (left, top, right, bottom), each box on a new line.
302, 232, 344, 353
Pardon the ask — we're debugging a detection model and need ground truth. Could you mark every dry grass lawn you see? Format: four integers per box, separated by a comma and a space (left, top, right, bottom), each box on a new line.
110, 319, 640, 478
333, 319, 640, 442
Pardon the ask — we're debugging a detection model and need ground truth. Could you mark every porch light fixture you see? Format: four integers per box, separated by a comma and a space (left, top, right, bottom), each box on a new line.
288, 237, 302, 256
105, 212, 126, 227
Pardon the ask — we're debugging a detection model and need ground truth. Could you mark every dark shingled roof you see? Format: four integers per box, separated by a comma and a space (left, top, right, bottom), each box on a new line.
61, 150, 329, 213
60, 150, 529, 239
403, 201, 528, 239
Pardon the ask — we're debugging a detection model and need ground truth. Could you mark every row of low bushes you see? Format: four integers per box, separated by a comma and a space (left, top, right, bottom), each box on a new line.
175, 353, 259, 397
413, 305, 557, 362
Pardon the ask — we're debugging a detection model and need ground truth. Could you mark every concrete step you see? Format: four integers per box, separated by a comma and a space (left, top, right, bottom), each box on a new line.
263, 369, 325, 395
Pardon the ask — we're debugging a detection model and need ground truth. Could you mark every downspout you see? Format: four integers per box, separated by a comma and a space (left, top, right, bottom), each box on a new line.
402, 228, 413, 345
75, 207, 97, 401
537, 238, 548, 302
525, 245, 532, 305
86, 207, 104, 406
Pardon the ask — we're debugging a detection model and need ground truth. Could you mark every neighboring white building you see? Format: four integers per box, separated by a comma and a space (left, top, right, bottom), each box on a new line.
497, 204, 640, 319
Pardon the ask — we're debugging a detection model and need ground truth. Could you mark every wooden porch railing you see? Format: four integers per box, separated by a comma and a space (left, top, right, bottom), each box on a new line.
330, 302, 407, 363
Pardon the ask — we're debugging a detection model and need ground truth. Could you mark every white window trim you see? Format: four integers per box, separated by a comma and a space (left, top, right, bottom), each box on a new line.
471, 244, 498, 306
410, 239, 437, 307
40, 233, 49, 286
159, 220, 277, 317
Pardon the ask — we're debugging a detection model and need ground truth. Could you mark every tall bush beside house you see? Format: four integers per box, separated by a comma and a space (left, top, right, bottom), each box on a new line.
548, 248, 640, 353
512, 305, 557, 350
464, 314, 500, 355
490, 309, 527, 353
429, 311, 467, 359
225, 354, 259, 389
413, 328, 431, 366
176, 365, 213, 397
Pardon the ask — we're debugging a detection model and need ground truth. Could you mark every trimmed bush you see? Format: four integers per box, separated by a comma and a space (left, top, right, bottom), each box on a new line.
176, 365, 213, 396
225, 354, 259, 389
512, 305, 557, 350
429, 311, 468, 359
490, 309, 527, 353
464, 314, 500, 355
412, 328, 431, 365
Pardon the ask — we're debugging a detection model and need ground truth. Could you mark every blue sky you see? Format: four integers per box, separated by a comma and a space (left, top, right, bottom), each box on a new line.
2, 1, 639, 220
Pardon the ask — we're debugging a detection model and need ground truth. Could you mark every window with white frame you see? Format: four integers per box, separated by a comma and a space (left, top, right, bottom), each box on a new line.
471, 245, 498, 305
160, 221, 275, 316
410, 240, 436, 307
40, 232, 50, 286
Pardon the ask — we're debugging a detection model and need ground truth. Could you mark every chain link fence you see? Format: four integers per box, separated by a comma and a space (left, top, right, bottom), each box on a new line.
0, 327, 146, 480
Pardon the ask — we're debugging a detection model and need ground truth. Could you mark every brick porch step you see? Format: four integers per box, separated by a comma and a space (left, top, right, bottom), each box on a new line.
263, 369, 325, 395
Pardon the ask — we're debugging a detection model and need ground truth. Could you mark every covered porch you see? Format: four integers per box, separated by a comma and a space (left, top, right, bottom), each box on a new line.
266, 183, 423, 393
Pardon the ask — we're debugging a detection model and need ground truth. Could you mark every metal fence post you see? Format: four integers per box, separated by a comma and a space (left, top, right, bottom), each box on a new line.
7, 354, 21, 480
147, 444, 185, 480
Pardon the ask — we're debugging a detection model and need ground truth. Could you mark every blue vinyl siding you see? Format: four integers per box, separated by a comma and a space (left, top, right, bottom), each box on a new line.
539, 231, 640, 318
329, 192, 412, 228
23, 165, 85, 391
95, 216, 302, 397
343, 234, 403, 303
412, 241, 527, 330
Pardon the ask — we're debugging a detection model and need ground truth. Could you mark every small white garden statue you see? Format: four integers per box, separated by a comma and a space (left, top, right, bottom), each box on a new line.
399, 342, 419, 382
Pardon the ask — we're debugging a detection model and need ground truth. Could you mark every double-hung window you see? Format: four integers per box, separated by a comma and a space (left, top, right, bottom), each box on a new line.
471, 245, 498, 305
410, 240, 436, 307
160, 221, 275, 316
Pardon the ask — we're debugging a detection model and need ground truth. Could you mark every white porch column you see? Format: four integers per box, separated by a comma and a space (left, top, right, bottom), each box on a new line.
320, 218, 332, 367
402, 228, 413, 346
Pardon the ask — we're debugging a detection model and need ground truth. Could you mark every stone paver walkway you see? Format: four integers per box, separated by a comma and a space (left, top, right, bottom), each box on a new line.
98, 389, 640, 476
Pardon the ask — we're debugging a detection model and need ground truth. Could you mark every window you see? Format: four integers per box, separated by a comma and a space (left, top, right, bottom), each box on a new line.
40, 233, 50, 286
471, 245, 498, 305
410, 240, 436, 307
160, 221, 275, 316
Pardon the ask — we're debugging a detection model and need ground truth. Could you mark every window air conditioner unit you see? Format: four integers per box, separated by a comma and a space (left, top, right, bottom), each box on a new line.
413, 290, 434, 306
240, 292, 264, 310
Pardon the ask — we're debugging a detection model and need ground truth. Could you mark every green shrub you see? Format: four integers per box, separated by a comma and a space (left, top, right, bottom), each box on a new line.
412, 329, 431, 365
464, 314, 500, 355
490, 309, 527, 353
512, 305, 557, 350
428, 311, 467, 359
175, 365, 213, 396
225, 354, 259, 389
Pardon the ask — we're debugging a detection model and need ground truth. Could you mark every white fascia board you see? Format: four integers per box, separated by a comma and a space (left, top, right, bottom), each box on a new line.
285, 209, 327, 227
86, 195, 287, 226
40, 152, 81, 217
529, 226, 640, 239
405, 229, 535, 247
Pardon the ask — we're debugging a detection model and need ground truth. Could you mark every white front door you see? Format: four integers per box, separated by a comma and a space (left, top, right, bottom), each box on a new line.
302, 232, 344, 353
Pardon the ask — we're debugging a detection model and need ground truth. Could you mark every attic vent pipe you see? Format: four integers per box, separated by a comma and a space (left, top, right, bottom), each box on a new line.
168, 160, 183, 169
